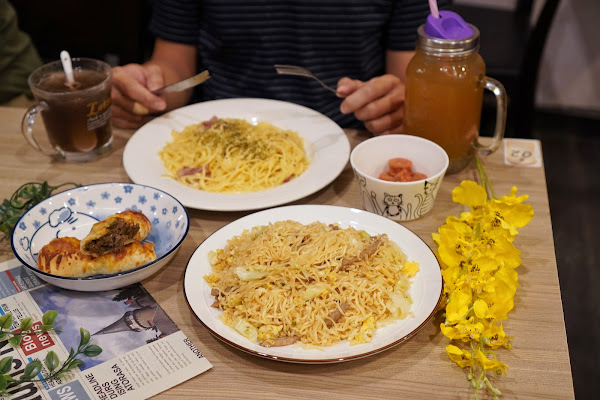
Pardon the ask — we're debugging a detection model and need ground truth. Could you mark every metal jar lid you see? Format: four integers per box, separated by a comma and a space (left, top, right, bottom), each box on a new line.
416, 24, 480, 57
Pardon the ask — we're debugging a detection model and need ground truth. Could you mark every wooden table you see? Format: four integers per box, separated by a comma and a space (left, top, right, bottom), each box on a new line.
0, 106, 574, 399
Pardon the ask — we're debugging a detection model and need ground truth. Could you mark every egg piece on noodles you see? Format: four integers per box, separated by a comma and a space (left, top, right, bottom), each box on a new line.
204, 220, 419, 347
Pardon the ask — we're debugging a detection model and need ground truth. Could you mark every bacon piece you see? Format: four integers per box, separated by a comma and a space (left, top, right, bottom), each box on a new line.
202, 116, 219, 128
177, 164, 211, 178
340, 236, 385, 270
325, 302, 349, 328
283, 174, 295, 183
258, 336, 300, 347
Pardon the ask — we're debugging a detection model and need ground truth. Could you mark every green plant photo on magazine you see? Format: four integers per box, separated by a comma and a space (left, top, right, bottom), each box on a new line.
0, 310, 102, 396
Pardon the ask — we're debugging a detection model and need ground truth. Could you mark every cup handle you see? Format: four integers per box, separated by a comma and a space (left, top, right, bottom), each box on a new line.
476, 76, 507, 155
21, 101, 56, 156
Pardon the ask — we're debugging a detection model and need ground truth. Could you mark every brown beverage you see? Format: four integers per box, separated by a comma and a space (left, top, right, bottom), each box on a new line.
404, 25, 506, 174
23, 58, 113, 162
404, 50, 485, 173
36, 70, 112, 153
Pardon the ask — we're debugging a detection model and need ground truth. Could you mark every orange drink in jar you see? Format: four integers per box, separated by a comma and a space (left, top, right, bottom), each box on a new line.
404, 24, 506, 174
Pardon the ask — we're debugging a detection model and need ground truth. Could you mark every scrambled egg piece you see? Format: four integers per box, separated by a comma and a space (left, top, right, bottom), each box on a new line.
227, 294, 242, 307
326, 272, 337, 285
403, 261, 420, 277
354, 316, 376, 344
257, 325, 284, 341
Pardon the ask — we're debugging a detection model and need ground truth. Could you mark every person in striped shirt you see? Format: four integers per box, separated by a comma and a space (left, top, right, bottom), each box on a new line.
111, 0, 446, 135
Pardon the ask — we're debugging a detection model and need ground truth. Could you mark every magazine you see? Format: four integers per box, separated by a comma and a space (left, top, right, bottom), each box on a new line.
0, 258, 212, 400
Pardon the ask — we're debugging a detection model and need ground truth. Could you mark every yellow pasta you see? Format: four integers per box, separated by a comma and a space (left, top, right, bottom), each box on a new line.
204, 221, 418, 347
159, 118, 309, 193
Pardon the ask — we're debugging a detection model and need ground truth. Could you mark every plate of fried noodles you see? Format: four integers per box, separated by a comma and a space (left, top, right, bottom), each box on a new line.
123, 98, 350, 211
184, 205, 442, 363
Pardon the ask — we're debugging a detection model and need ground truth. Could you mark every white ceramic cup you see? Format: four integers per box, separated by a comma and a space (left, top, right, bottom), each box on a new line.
350, 135, 449, 222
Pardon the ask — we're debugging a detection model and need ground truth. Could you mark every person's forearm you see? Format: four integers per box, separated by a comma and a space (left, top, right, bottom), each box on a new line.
146, 39, 198, 109
386, 50, 415, 83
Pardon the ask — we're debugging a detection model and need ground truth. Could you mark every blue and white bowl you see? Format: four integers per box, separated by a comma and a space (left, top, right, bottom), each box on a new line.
11, 182, 189, 291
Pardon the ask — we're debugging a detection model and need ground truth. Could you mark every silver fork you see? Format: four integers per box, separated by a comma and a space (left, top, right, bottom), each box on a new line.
274, 64, 341, 95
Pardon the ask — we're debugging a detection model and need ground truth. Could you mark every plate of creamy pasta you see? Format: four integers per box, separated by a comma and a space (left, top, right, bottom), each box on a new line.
123, 98, 350, 211
184, 205, 442, 363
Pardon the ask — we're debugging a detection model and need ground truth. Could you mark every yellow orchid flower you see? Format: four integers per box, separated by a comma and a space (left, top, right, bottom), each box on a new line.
487, 192, 534, 233
446, 345, 473, 368
478, 266, 518, 321
477, 233, 522, 269
440, 318, 484, 342
445, 289, 472, 324
445, 216, 475, 236
469, 274, 497, 296
440, 265, 463, 294
482, 322, 513, 350
436, 174, 532, 398
435, 227, 470, 268
452, 180, 488, 207
476, 349, 508, 374
473, 299, 490, 319
467, 256, 499, 277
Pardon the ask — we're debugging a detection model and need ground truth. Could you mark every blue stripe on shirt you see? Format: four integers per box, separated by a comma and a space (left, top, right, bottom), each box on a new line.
151, 0, 448, 128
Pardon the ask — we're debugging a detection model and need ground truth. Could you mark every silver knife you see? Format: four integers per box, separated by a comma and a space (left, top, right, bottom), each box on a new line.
152, 70, 211, 94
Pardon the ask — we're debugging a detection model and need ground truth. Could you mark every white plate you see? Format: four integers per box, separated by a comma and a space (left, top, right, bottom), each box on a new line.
184, 205, 442, 363
123, 98, 350, 211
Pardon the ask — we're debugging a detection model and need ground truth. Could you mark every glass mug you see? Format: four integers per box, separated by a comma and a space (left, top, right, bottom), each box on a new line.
22, 58, 113, 162
404, 24, 507, 174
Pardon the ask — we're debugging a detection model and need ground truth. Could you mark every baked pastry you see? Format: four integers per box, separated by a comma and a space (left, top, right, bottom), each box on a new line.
38, 236, 156, 278
80, 210, 152, 256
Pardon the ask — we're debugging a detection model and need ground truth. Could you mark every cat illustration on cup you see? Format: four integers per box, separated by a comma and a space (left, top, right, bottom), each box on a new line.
355, 170, 441, 220
414, 177, 441, 217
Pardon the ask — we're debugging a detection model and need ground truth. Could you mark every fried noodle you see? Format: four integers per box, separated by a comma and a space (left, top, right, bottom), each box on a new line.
204, 221, 419, 347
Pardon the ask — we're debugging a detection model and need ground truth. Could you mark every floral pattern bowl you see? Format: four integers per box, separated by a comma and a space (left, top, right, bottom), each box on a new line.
11, 182, 189, 291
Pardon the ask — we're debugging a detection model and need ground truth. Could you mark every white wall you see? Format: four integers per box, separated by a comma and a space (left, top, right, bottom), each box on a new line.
536, 0, 600, 115
455, 0, 600, 116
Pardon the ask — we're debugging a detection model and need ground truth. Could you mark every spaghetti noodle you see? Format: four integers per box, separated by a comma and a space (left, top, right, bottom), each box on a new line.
159, 117, 309, 193
204, 221, 419, 347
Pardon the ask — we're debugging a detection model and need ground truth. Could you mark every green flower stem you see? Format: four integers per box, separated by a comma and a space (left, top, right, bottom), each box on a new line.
484, 376, 502, 396
462, 306, 475, 320
474, 155, 497, 200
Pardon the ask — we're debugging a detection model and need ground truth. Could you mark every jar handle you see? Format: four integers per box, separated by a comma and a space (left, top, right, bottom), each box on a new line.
21, 101, 58, 157
476, 76, 507, 155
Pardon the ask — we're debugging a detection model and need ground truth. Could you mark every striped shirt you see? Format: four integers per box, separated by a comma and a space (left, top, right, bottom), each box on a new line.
151, 0, 446, 128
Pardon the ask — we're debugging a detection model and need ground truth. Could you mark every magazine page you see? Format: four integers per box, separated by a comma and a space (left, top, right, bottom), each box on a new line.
0, 258, 212, 400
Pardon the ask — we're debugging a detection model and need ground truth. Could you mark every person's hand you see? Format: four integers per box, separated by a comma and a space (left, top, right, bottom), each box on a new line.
337, 74, 406, 135
111, 63, 167, 129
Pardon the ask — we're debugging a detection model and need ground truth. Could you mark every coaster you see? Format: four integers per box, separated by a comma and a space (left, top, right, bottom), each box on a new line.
503, 139, 542, 167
